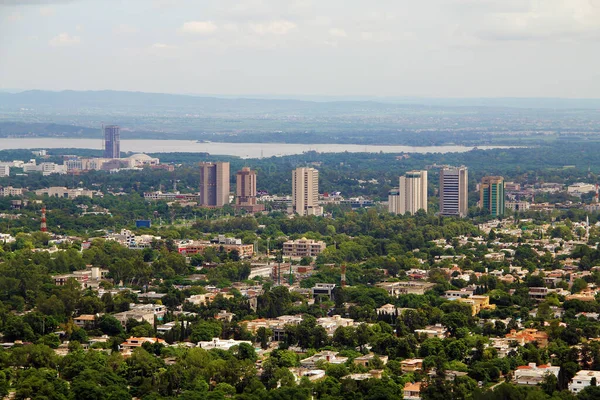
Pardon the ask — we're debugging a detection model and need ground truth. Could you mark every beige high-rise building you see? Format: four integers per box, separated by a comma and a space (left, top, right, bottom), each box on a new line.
292, 167, 322, 216
395, 170, 428, 215
199, 162, 230, 207
439, 166, 468, 217
235, 167, 264, 212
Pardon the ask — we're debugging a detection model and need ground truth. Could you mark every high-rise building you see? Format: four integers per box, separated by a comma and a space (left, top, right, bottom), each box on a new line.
103, 125, 120, 159
439, 166, 469, 217
292, 167, 322, 216
388, 188, 400, 214
199, 162, 230, 207
235, 167, 264, 212
480, 176, 505, 217
394, 170, 428, 215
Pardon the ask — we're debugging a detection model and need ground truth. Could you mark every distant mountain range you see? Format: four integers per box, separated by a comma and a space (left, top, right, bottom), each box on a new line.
0, 90, 599, 111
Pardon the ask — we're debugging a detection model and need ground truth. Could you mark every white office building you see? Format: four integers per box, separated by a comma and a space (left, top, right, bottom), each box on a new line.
392, 170, 428, 215
292, 167, 322, 216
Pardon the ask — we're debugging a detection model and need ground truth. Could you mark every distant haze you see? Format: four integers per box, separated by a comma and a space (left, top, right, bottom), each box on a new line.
1, 0, 599, 98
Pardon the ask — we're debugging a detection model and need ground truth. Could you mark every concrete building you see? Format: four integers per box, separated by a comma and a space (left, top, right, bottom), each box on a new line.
235, 167, 264, 212
506, 201, 530, 212
198, 338, 252, 351
292, 167, 322, 216
199, 162, 230, 207
376, 281, 436, 296
388, 188, 400, 214
0, 164, 9, 177
35, 187, 94, 199
311, 283, 336, 300
401, 359, 424, 373
403, 382, 422, 400
282, 238, 326, 257
567, 183, 595, 194
0, 186, 23, 197
103, 125, 121, 159
514, 363, 560, 386
439, 166, 469, 217
394, 170, 428, 215
480, 176, 505, 217
300, 351, 348, 369
569, 370, 600, 394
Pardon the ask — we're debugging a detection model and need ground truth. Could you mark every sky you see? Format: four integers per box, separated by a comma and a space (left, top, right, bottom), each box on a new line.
0, 0, 599, 98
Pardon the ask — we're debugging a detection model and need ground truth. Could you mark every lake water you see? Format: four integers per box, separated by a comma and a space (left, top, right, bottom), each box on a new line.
0, 138, 515, 158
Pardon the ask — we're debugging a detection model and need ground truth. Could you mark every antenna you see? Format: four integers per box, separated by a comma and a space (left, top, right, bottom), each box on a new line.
41, 206, 47, 232
341, 265, 347, 287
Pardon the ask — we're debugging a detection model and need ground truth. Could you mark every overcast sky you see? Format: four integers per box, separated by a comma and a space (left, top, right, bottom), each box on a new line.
1, 0, 599, 98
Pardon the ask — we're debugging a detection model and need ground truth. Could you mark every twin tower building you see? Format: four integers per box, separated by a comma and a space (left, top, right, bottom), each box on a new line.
389, 167, 505, 217
389, 167, 470, 217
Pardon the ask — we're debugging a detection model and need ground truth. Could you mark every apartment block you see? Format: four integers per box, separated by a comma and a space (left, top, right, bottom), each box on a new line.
282, 238, 326, 257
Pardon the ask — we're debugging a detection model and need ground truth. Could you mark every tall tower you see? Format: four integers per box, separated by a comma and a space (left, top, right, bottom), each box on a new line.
397, 170, 428, 215
199, 162, 230, 207
103, 125, 121, 159
41, 206, 47, 232
439, 166, 469, 217
292, 167, 321, 216
235, 167, 264, 212
480, 176, 505, 217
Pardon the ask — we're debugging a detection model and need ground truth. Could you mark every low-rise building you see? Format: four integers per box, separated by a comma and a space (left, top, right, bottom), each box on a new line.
403, 382, 422, 400
283, 238, 326, 257
316, 315, 355, 336
198, 338, 252, 351
414, 324, 447, 339
300, 351, 348, 369
569, 370, 600, 394
186, 292, 234, 306
178, 239, 254, 258
377, 281, 436, 296
73, 314, 97, 328
506, 329, 549, 347
0, 186, 22, 197
401, 359, 424, 373
311, 283, 336, 300
514, 363, 560, 386
458, 295, 496, 316
36, 186, 93, 199
354, 354, 388, 368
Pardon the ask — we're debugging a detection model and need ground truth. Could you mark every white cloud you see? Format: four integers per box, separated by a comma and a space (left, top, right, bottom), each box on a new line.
5, 12, 21, 21
179, 20, 218, 34
223, 23, 239, 32
113, 24, 139, 35
329, 28, 347, 38
151, 42, 170, 49
450, 0, 600, 42
250, 20, 296, 35
49, 32, 81, 47
39, 6, 55, 16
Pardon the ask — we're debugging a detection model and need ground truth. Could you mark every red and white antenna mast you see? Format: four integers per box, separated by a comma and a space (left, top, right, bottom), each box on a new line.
41, 206, 47, 232
595, 184, 599, 203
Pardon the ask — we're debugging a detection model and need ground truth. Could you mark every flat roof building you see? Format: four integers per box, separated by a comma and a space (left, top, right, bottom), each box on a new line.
292, 167, 322, 216
440, 166, 468, 217
199, 162, 230, 207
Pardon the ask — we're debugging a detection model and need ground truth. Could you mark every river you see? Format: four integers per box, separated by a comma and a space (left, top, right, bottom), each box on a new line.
0, 138, 515, 158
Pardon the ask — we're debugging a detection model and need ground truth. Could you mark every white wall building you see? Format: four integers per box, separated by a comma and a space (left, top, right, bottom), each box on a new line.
198, 338, 252, 350
395, 170, 428, 215
292, 167, 322, 216
0, 164, 10, 177
569, 370, 600, 394
514, 363, 560, 385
